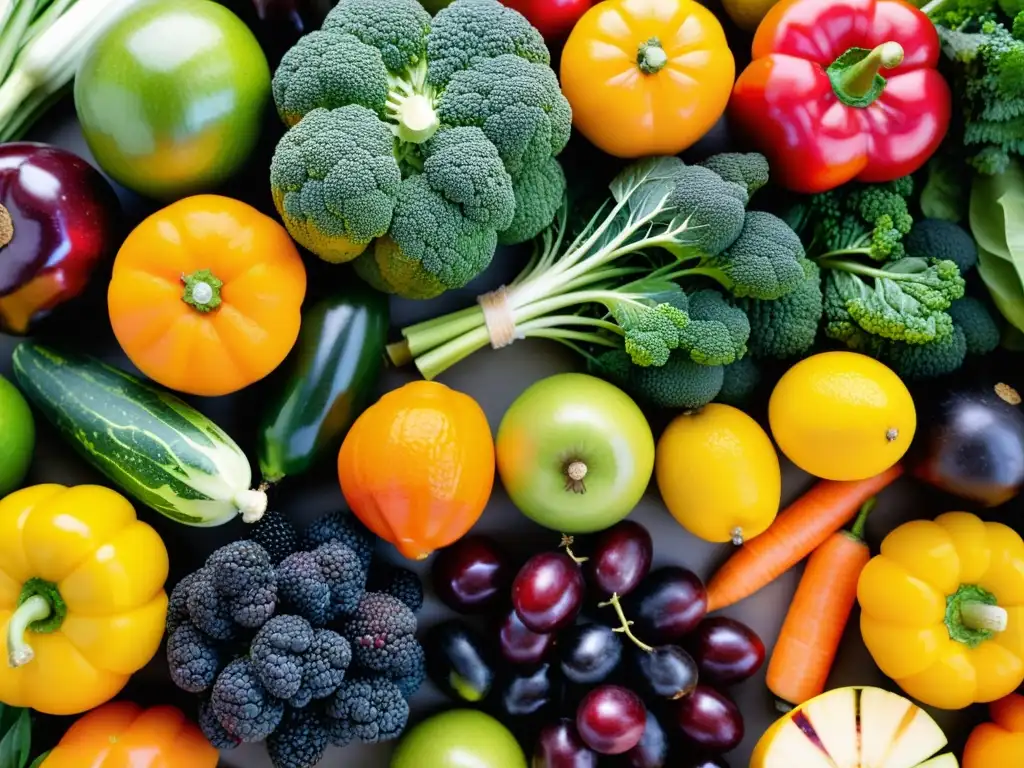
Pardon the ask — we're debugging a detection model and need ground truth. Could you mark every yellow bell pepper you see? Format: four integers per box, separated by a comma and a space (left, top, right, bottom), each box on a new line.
0, 485, 169, 715
857, 511, 1024, 710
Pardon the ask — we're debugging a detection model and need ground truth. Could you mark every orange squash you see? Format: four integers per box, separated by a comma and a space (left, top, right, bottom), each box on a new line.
108, 194, 307, 397
338, 381, 495, 560
963, 693, 1024, 768
42, 701, 219, 767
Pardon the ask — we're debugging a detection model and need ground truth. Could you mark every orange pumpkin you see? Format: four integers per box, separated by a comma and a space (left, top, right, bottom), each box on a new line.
42, 701, 219, 767
108, 194, 307, 397
963, 693, 1024, 768
338, 381, 495, 560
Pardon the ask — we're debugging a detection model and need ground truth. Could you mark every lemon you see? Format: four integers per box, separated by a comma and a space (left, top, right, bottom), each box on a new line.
0, 373, 33, 496
769, 352, 915, 481
656, 404, 781, 545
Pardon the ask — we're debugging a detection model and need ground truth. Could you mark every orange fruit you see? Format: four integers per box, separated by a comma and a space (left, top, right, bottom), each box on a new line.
337, 381, 495, 559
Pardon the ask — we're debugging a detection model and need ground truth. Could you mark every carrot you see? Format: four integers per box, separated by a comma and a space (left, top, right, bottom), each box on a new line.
705, 463, 902, 612
766, 499, 875, 707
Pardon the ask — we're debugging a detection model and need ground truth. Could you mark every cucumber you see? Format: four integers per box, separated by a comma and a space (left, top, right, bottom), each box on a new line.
11, 342, 267, 526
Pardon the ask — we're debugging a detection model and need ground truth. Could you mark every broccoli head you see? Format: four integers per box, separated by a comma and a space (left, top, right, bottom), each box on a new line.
697, 153, 770, 203
423, 127, 516, 230
167, 623, 221, 694
906, 218, 979, 274
716, 356, 762, 407
594, 348, 724, 411
664, 164, 748, 257
343, 592, 419, 675
210, 658, 286, 743
277, 541, 367, 625
874, 327, 968, 381
736, 259, 823, 359
602, 283, 690, 367
303, 510, 376, 570
498, 156, 566, 246
327, 676, 410, 743
677, 289, 750, 366
266, 708, 331, 768
270, 106, 402, 264
322, 0, 431, 73
950, 296, 1001, 356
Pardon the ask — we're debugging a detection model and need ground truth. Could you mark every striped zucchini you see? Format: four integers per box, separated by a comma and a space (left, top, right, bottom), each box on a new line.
12, 342, 267, 526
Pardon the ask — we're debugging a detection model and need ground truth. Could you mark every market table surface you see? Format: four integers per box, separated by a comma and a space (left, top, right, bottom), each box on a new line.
10, 102, 991, 768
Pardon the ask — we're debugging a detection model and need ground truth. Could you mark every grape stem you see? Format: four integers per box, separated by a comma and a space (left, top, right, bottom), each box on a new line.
598, 592, 653, 653
560, 534, 588, 565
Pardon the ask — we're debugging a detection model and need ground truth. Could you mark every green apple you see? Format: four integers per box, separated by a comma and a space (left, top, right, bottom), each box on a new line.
496, 372, 655, 533
0, 374, 33, 496
390, 709, 526, 768
74, 0, 270, 200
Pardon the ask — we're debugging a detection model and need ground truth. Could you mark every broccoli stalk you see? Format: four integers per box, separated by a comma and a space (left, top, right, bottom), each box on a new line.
389, 153, 804, 379
385, 59, 439, 144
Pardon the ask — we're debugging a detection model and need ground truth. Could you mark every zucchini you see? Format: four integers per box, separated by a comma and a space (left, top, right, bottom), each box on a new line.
11, 342, 267, 526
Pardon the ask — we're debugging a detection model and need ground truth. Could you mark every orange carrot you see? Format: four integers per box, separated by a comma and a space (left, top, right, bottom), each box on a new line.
766, 499, 875, 707
705, 463, 902, 612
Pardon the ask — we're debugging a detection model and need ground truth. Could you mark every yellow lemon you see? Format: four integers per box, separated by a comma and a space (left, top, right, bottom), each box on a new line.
769, 351, 916, 481
656, 404, 781, 545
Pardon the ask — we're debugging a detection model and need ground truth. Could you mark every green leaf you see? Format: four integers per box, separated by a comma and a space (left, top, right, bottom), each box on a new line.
0, 709, 31, 768
28, 751, 49, 768
920, 154, 966, 223
609, 157, 685, 205
978, 246, 1024, 333
968, 161, 1024, 263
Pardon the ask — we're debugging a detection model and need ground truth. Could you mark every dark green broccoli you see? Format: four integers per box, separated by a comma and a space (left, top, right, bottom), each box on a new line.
802, 177, 915, 261
950, 296, 1001, 355
343, 592, 419, 675
736, 259, 823, 359
905, 219, 979, 274
601, 283, 690, 367
391, 641, 426, 698
322, 0, 431, 72
166, 571, 202, 636
277, 541, 367, 625
716, 357, 762, 407
205, 541, 278, 629
166, 623, 221, 694
266, 708, 331, 768
498, 155, 566, 246
379, 568, 424, 613
697, 153, 770, 203
303, 510, 376, 570
423, 127, 516, 230
326, 676, 410, 743
662, 164, 748, 257
595, 349, 724, 410
677, 289, 750, 366
210, 658, 286, 743
874, 326, 969, 381
245, 510, 299, 566
198, 699, 240, 750
250, 615, 315, 701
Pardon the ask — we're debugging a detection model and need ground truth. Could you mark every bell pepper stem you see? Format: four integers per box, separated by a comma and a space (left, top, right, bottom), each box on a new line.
0, 203, 12, 248
637, 37, 668, 75
830, 42, 904, 107
961, 601, 1008, 633
181, 269, 223, 313
7, 595, 51, 668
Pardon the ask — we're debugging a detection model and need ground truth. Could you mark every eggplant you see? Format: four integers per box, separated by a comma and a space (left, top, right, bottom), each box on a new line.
425, 620, 496, 704
258, 285, 388, 483
911, 381, 1024, 507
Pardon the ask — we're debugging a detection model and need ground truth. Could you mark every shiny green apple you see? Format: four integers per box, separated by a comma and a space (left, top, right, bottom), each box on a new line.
390, 709, 526, 768
74, 0, 270, 199
496, 372, 655, 533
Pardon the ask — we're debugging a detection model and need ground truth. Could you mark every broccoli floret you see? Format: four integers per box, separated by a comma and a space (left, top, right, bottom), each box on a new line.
246, 510, 299, 566
304, 510, 376, 570
327, 677, 410, 743
186, 569, 236, 641
664, 164, 748, 256
391, 641, 426, 698
343, 592, 418, 675
850, 181, 915, 240
205, 541, 278, 629
278, 541, 367, 625
167, 571, 202, 636
270, 106, 402, 264
167, 623, 221, 694
950, 296, 1001, 355
677, 289, 750, 366
697, 153, 770, 203
716, 356, 762, 407
423, 127, 516, 230
322, 0, 431, 73
198, 698, 240, 751
906, 218, 979, 274
498, 156, 566, 246
602, 284, 690, 367
876, 326, 969, 380
437, 54, 571, 177
291, 629, 353, 708
736, 259, 823, 359
353, 173, 498, 299
595, 349, 724, 410
426, 0, 549, 87
266, 708, 331, 768
696, 211, 808, 300
802, 178, 915, 262
380, 568, 424, 613
272, 32, 389, 126
210, 659, 286, 743
250, 615, 315, 701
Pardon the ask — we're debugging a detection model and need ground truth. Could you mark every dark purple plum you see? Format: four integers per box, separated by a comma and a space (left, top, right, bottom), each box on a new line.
688, 617, 765, 686
533, 719, 598, 767
432, 534, 511, 614
585, 520, 652, 597
513, 552, 585, 633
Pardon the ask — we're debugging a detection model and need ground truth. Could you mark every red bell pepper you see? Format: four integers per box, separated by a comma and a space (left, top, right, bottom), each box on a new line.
729, 0, 952, 194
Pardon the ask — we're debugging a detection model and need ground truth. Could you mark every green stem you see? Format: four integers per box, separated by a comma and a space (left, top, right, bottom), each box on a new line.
22, 0, 74, 49
386, 339, 413, 367
7, 596, 50, 668
523, 328, 620, 347
637, 36, 668, 75
829, 42, 904, 108
848, 498, 876, 541
814, 256, 890, 279
0, 0, 38, 84
961, 601, 1008, 633
404, 305, 487, 359
518, 315, 623, 335
181, 269, 223, 313
598, 593, 653, 652
414, 324, 492, 381
945, 584, 1005, 648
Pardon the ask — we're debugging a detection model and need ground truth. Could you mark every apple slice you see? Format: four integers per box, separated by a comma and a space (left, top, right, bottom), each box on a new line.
799, 687, 858, 768
860, 688, 947, 768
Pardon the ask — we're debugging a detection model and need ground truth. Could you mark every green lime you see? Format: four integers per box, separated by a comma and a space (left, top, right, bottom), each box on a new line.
0, 374, 33, 495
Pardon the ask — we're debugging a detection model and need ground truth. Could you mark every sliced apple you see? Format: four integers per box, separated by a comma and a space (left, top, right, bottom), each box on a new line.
861, 687, 947, 768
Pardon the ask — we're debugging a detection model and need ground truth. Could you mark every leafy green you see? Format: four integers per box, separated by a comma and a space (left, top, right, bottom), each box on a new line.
969, 158, 1024, 330
0, 705, 36, 768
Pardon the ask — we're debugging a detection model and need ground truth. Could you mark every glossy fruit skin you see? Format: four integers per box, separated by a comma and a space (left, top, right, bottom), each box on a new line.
560, 624, 622, 685
585, 520, 652, 597
499, 663, 559, 718
434, 535, 512, 614
618, 708, 669, 768
656, 405, 781, 545
623, 567, 708, 644
689, 618, 766, 687
425, 620, 496, 704
338, 381, 495, 560
962, 693, 1024, 768
576, 685, 646, 756
533, 719, 598, 768
258, 285, 388, 483
43, 702, 218, 768
513, 552, 585, 633
0, 373, 33, 497
632, 645, 699, 700
75, 0, 270, 200
108, 195, 307, 397
911, 384, 1024, 507
675, 685, 744, 754
0, 143, 120, 335
391, 709, 528, 768
502, 0, 593, 40
496, 373, 655, 534
769, 351, 916, 481
500, 608, 556, 666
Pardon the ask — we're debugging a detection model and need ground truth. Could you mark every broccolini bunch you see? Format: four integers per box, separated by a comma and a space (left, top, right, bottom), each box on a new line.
166, 510, 426, 768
